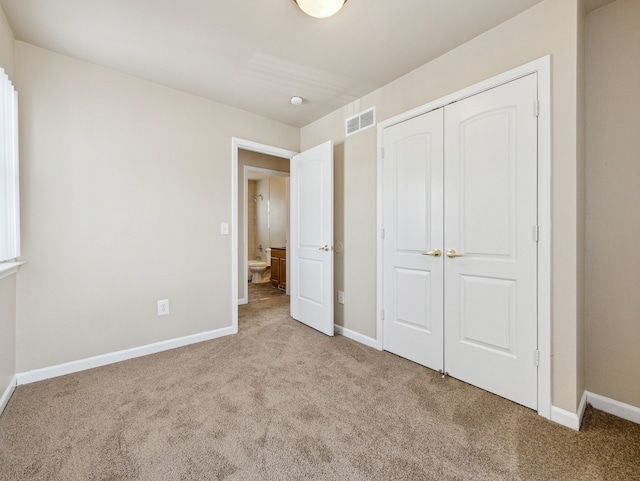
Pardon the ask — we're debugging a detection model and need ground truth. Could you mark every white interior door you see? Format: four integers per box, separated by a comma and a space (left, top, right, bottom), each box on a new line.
382, 109, 444, 370
290, 141, 334, 336
444, 74, 538, 409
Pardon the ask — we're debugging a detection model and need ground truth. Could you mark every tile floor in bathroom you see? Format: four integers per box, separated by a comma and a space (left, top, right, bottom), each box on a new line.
248, 281, 286, 302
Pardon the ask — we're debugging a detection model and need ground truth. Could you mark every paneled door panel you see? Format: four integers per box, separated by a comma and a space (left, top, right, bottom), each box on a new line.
458, 275, 517, 354
290, 141, 334, 336
444, 74, 538, 409
382, 109, 444, 370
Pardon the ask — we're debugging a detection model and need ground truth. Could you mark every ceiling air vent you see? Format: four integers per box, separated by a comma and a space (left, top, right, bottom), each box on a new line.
346, 107, 376, 137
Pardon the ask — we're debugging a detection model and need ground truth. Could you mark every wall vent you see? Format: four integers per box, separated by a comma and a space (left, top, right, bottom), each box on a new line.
346, 107, 376, 137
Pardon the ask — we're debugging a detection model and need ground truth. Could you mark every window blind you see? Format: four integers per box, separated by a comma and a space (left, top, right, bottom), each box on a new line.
0, 68, 19, 262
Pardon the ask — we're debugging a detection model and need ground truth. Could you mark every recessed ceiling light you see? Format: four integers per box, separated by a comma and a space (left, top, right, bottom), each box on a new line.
290, 96, 303, 106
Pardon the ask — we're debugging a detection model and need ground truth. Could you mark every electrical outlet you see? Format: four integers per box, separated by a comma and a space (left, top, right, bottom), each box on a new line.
338, 291, 345, 304
158, 299, 169, 316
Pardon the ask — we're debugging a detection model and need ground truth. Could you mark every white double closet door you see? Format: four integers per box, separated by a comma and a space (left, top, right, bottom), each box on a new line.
382, 74, 538, 409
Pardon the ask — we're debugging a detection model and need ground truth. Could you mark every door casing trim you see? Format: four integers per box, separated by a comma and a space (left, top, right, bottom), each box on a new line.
375, 55, 552, 420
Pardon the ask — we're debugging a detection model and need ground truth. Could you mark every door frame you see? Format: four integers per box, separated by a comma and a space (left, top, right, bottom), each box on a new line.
231, 138, 297, 332
375, 56, 552, 419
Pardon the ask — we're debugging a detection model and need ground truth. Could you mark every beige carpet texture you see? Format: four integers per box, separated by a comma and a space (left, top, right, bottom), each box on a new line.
1, 293, 639, 480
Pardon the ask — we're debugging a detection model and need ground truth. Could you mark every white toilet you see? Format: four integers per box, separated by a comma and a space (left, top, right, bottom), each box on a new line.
248, 249, 271, 283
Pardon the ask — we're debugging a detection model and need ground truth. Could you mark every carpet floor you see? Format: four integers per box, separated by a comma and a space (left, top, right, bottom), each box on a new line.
1, 295, 639, 480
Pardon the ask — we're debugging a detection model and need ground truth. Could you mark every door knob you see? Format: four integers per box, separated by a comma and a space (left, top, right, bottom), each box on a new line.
318, 245, 332, 251
421, 249, 441, 257
446, 249, 464, 258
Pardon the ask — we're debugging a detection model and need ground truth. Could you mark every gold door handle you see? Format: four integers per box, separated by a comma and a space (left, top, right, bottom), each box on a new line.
421, 249, 441, 257
318, 245, 332, 251
446, 249, 464, 258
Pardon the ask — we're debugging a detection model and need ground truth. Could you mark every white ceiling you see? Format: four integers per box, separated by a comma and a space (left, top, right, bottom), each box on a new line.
0, 0, 614, 128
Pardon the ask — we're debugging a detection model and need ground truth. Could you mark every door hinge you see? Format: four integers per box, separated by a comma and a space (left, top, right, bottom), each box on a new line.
381, 309, 385, 321
381, 228, 385, 240
534, 225, 540, 242
534, 350, 540, 367
535, 100, 540, 117
380, 147, 385, 159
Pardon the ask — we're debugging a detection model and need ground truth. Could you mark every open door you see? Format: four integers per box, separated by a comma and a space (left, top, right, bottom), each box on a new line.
290, 141, 334, 336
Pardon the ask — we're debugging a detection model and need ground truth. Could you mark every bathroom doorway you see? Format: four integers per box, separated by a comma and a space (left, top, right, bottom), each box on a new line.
236, 145, 292, 305
244, 167, 289, 303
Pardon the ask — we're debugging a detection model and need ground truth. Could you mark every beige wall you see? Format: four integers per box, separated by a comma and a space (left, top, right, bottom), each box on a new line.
302, 0, 584, 412
0, 4, 17, 404
0, 4, 14, 79
0, 274, 17, 399
585, 0, 640, 408
14, 42, 298, 372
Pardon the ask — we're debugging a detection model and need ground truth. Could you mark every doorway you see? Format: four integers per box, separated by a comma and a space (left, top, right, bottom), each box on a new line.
231, 139, 297, 332
232, 138, 336, 337
242, 166, 290, 305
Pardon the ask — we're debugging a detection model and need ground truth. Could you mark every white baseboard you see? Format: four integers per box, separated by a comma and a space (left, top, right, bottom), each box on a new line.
17, 326, 236, 385
334, 324, 378, 349
0, 375, 17, 415
550, 390, 587, 431
586, 391, 640, 425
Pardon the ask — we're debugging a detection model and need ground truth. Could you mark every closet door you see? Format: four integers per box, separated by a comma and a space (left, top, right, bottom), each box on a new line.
443, 74, 538, 409
382, 109, 444, 371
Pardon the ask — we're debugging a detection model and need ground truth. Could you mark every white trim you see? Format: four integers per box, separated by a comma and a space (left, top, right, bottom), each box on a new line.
551, 407, 581, 431
586, 391, 640, 425
16, 326, 235, 385
376, 56, 552, 419
536, 56, 552, 421
0, 375, 17, 415
0, 260, 24, 280
579, 389, 588, 426
551, 391, 587, 430
231, 138, 297, 332
334, 324, 378, 349
375, 113, 385, 352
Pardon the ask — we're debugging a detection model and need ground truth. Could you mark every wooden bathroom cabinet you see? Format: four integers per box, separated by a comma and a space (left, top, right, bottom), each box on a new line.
270, 248, 286, 290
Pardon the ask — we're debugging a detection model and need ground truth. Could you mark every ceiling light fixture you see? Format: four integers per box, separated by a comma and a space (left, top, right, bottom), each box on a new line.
293, 0, 348, 19
290, 96, 303, 106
